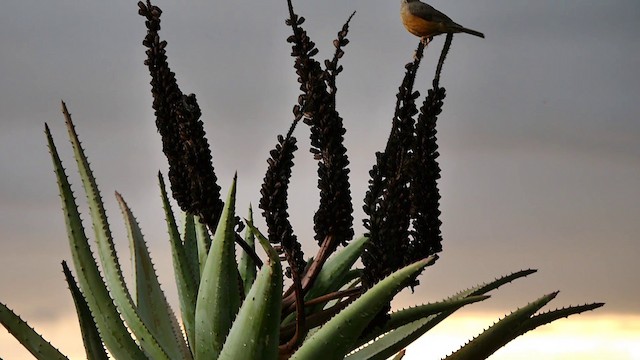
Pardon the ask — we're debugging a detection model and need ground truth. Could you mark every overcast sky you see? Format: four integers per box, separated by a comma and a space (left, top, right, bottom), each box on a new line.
1, 0, 639, 354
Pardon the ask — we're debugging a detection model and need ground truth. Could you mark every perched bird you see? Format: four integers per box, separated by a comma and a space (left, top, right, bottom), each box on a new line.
400, 0, 484, 39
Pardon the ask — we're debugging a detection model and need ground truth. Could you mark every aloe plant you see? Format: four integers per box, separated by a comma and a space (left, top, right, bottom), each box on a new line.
0, 1, 603, 359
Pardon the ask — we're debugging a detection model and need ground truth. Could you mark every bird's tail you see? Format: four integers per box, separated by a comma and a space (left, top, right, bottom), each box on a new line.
457, 26, 485, 38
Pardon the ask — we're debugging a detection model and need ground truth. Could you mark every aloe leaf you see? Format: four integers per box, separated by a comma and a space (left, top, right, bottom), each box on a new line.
350, 309, 473, 360
159, 173, 199, 350
183, 213, 201, 285
194, 216, 212, 276
457, 269, 537, 299
0, 302, 68, 360
290, 255, 437, 360
346, 314, 456, 360
346, 270, 538, 359
218, 221, 281, 360
392, 269, 540, 348
238, 205, 257, 297
347, 318, 432, 360
61, 261, 108, 360
342, 269, 364, 288
356, 295, 490, 348
518, 302, 604, 337
388, 296, 489, 331
45, 120, 145, 359
445, 292, 560, 360
305, 235, 368, 302
320, 268, 363, 310
391, 349, 406, 360
433, 269, 538, 332
61, 103, 170, 359
194, 176, 242, 360
432, 301, 603, 360
282, 236, 368, 327
117, 193, 192, 359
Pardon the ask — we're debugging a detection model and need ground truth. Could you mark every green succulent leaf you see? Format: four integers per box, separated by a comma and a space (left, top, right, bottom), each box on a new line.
0, 302, 68, 360
194, 175, 242, 360
346, 269, 539, 359
290, 255, 438, 360
355, 295, 490, 349
305, 235, 368, 302
389, 296, 489, 332
159, 172, 199, 351
183, 213, 202, 286
445, 292, 560, 360
457, 269, 538, 299
238, 205, 257, 297
282, 236, 368, 327
46, 119, 145, 359
348, 307, 475, 360
342, 269, 364, 287
348, 305, 485, 360
62, 261, 108, 360
347, 297, 491, 360
392, 349, 406, 360
346, 318, 436, 360
218, 221, 281, 360
195, 215, 212, 276
118, 193, 191, 359
520, 302, 605, 334
446, 300, 605, 360
61, 104, 171, 359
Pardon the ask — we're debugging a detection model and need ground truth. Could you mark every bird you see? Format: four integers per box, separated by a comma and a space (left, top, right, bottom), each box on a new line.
400, 0, 484, 40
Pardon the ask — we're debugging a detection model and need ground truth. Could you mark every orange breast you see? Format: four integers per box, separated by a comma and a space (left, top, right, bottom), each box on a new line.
401, 10, 445, 37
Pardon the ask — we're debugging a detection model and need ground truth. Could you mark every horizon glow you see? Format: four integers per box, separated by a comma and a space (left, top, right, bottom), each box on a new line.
1, 312, 637, 359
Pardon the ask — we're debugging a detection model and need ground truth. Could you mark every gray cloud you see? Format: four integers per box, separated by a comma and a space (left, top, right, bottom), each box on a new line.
1, 0, 638, 331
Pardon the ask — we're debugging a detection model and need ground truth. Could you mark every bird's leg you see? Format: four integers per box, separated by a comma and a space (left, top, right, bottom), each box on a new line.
414, 36, 432, 60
